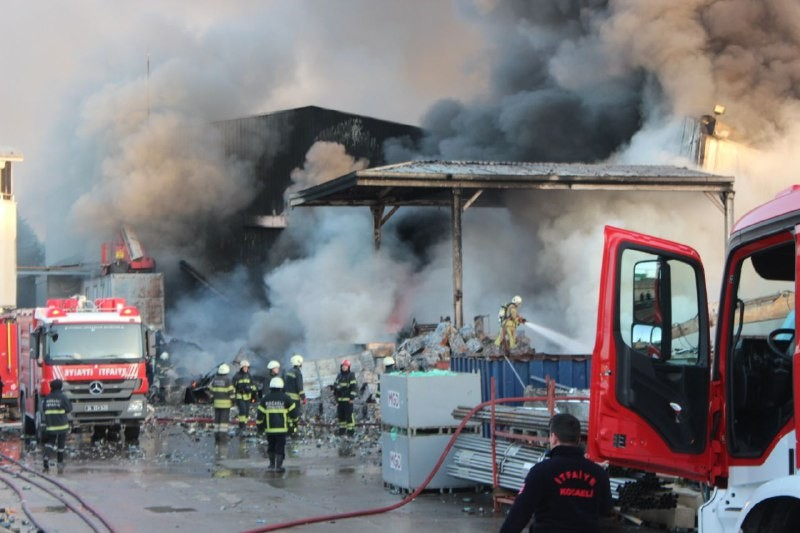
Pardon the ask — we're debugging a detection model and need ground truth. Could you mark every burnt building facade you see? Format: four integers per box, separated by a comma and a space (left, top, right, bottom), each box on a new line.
196, 106, 422, 297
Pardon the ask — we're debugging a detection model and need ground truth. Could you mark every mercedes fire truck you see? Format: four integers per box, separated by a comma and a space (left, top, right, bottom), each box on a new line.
19, 296, 151, 442
589, 185, 800, 532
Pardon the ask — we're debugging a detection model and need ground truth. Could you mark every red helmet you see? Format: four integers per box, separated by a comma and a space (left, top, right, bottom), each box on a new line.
341, 359, 351, 368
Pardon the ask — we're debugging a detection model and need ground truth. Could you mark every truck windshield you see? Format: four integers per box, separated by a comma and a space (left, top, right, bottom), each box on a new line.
46, 323, 143, 362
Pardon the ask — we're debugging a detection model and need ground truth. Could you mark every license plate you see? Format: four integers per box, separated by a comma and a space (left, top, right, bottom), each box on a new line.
85, 404, 109, 412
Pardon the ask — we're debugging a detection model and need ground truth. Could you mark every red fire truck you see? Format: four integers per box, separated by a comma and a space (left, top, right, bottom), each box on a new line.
0, 318, 20, 419
589, 185, 800, 532
18, 296, 151, 442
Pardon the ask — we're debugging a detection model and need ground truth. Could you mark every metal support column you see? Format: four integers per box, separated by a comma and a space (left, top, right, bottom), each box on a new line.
723, 190, 735, 240
371, 206, 383, 250
452, 188, 463, 328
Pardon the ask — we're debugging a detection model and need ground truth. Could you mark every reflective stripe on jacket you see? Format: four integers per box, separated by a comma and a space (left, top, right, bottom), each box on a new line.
210, 375, 235, 408
256, 391, 297, 434
284, 368, 305, 402
232, 370, 258, 401
333, 371, 357, 402
43, 391, 72, 433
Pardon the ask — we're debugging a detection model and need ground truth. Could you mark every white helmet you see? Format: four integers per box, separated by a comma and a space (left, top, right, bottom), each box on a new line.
384, 356, 395, 366
218, 363, 231, 375
240, 360, 250, 368
269, 377, 285, 389
267, 360, 281, 370
290, 354, 304, 367
511, 295, 522, 306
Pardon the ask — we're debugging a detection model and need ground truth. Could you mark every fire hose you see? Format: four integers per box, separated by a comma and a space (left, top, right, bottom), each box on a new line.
240, 395, 543, 533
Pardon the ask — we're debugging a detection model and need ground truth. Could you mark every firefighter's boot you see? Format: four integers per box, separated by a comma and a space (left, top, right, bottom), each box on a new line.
43, 460, 50, 473
275, 454, 285, 473
268, 453, 276, 471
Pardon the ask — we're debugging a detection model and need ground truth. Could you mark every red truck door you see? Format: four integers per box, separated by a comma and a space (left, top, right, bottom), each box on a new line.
588, 226, 714, 482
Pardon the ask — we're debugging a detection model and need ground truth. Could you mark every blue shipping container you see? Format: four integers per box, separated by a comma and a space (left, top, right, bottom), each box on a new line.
450, 355, 590, 405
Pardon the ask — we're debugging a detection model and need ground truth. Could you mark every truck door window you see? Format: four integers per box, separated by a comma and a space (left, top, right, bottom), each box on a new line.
617, 248, 708, 453
622, 251, 702, 365
727, 239, 794, 457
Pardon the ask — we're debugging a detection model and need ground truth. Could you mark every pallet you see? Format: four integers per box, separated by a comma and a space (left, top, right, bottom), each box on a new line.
492, 488, 517, 512
383, 481, 482, 496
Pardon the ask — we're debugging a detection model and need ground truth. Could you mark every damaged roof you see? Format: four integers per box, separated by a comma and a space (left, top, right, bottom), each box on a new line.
289, 160, 735, 208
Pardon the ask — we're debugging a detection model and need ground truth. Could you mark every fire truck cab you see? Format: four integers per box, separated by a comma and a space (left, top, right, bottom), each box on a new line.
19, 296, 151, 443
589, 185, 800, 532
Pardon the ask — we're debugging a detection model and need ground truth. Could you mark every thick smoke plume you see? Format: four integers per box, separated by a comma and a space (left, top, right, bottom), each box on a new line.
7, 1, 800, 368
262, 0, 800, 355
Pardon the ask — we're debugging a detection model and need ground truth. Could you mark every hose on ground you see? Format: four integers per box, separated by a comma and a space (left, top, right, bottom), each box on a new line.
241, 395, 540, 532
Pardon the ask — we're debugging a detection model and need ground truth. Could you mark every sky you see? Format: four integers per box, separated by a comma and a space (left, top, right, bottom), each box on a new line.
3, 0, 800, 368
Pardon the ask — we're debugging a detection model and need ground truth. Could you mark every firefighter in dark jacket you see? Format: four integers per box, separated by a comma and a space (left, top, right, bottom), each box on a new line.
42, 379, 72, 473
210, 363, 235, 442
232, 360, 258, 433
500, 413, 612, 533
256, 377, 297, 472
284, 354, 306, 426
333, 359, 357, 435
261, 360, 282, 397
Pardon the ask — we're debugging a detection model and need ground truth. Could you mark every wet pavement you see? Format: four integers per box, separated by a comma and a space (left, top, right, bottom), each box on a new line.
0, 408, 673, 533
0, 412, 507, 532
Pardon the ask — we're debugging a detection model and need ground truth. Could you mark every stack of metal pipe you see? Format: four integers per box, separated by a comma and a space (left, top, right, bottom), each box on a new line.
451, 405, 589, 434
446, 434, 547, 491
613, 474, 678, 510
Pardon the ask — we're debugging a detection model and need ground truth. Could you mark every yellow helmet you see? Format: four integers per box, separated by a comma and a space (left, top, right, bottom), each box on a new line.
290, 354, 304, 367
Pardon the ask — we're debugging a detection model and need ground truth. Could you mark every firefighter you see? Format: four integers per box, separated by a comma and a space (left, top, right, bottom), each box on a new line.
210, 363, 235, 442
261, 360, 282, 397
333, 359, 357, 436
42, 379, 72, 474
499, 413, 612, 532
494, 295, 527, 352
283, 354, 306, 429
232, 360, 258, 433
256, 377, 297, 472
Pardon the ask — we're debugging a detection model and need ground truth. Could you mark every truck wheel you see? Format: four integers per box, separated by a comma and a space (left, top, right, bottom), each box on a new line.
91, 425, 108, 443
124, 423, 140, 444
107, 424, 121, 442
743, 498, 800, 533
34, 409, 44, 443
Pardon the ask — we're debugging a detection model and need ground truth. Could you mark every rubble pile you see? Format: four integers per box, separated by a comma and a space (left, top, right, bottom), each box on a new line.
149, 318, 534, 444
390, 320, 533, 372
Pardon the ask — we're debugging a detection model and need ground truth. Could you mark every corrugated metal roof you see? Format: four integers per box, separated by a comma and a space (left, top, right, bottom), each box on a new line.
359, 160, 726, 179
289, 160, 734, 208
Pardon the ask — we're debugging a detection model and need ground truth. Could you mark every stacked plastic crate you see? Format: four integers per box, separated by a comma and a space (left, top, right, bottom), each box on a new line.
380, 371, 482, 492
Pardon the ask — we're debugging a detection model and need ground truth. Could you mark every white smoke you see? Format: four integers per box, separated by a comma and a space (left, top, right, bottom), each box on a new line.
249, 142, 410, 358
6, 1, 800, 363
252, 0, 800, 357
